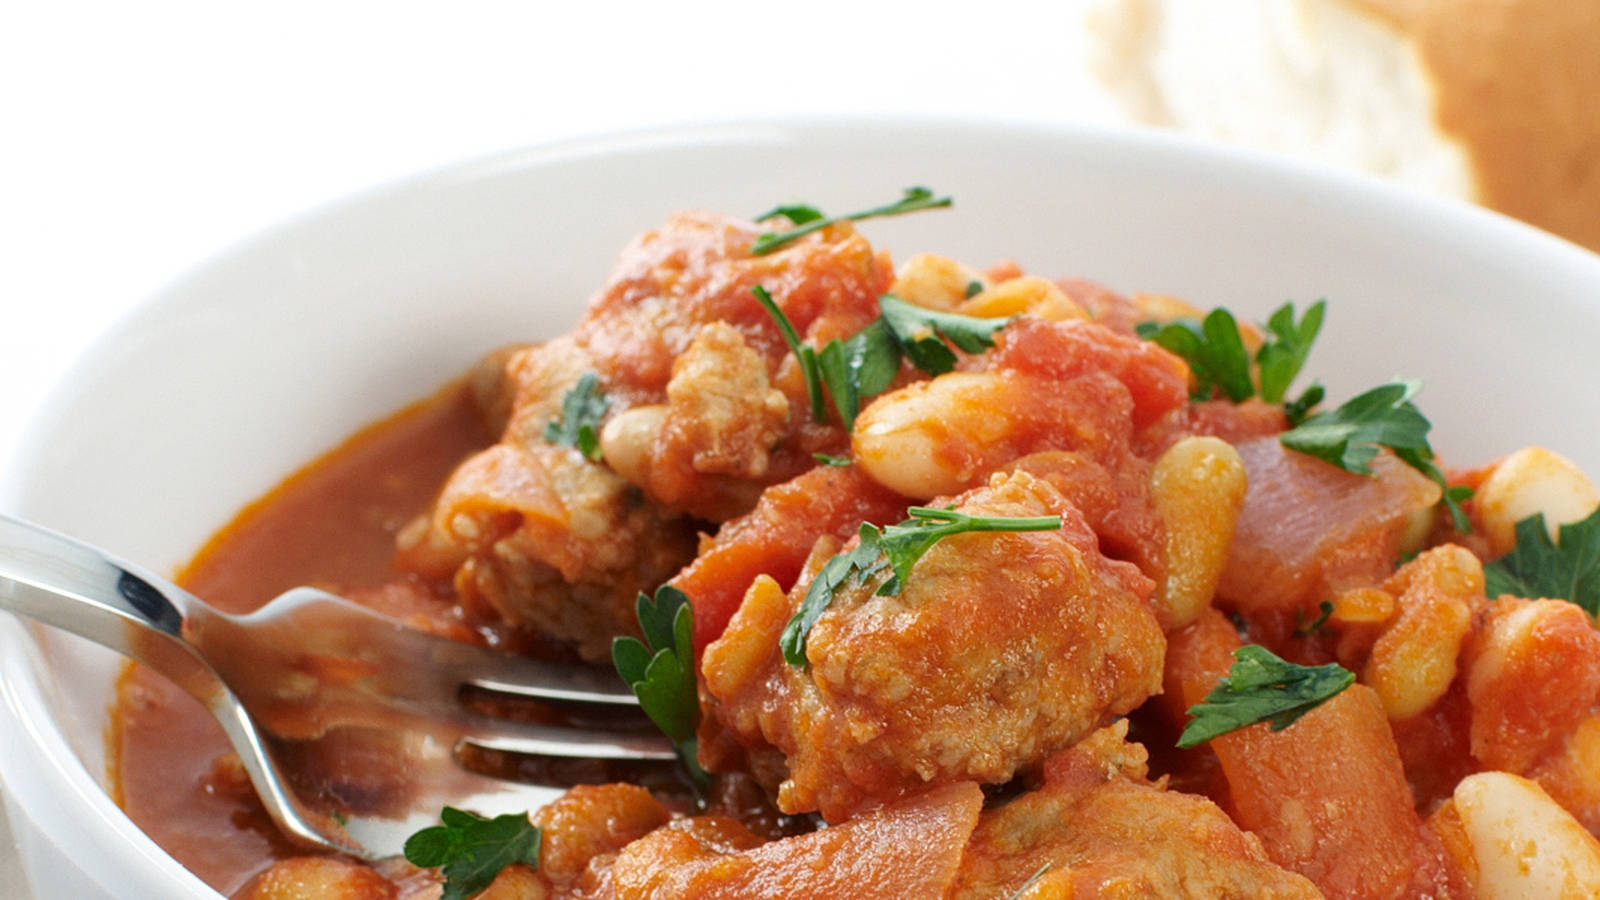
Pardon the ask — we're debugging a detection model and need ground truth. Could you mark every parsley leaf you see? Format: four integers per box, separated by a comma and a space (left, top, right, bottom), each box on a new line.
815, 319, 901, 429
1282, 382, 1326, 427
752, 203, 825, 226
1483, 509, 1600, 615
1135, 301, 1324, 412
1176, 645, 1355, 748
1256, 300, 1325, 403
755, 289, 1015, 431
403, 807, 542, 900
879, 295, 1012, 375
1279, 380, 1427, 474
1137, 309, 1254, 402
1278, 380, 1472, 531
752, 285, 827, 423
1293, 601, 1334, 637
612, 585, 708, 785
813, 453, 853, 467
780, 508, 1062, 666
964, 280, 985, 299
750, 186, 952, 256
543, 372, 609, 461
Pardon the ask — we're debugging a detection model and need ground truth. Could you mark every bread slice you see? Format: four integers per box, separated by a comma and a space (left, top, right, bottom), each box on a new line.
1087, 0, 1600, 253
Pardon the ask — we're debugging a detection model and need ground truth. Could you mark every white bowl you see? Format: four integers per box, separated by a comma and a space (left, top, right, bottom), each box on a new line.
4, 118, 1600, 898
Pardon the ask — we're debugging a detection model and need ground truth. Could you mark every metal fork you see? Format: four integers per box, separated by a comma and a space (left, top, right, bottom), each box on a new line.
0, 514, 674, 860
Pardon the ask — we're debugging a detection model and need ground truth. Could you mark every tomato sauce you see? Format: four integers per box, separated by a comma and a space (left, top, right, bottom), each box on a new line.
108, 383, 492, 895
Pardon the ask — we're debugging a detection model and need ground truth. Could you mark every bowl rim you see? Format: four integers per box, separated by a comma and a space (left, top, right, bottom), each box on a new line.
3, 113, 1600, 899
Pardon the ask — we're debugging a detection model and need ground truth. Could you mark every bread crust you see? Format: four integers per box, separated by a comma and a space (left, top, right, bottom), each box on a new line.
1351, 0, 1600, 251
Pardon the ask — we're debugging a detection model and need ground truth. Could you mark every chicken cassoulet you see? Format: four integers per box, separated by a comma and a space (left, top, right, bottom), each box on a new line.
116, 192, 1600, 899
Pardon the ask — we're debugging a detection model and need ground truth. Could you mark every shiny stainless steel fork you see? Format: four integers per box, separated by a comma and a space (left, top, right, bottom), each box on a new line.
0, 514, 673, 860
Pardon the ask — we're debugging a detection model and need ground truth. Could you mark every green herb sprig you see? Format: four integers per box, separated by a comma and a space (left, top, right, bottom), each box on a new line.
543, 372, 609, 461
403, 807, 542, 900
1484, 509, 1600, 615
752, 285, 828, 423
1136, 300, 1324, 415
1257, 301, 1326, 404
878, 295, 1011, 375
1176, 645, 1355, 748
754, 289, 1012, 430
779, 508, 1062, 666
1293, 601, 1335, 638
612, 585, 708, 786
751, 187, 952, 256
1278, 380, 1472, 531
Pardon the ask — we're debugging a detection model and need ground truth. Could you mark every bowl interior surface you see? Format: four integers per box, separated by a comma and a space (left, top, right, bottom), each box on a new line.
4, 117, 1600, 898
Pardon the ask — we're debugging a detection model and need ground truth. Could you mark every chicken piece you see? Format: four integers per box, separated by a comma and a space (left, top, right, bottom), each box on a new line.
669, 463, 909, 653
702, 469, 1165, 821
603, 781, 983, 899
396, 335, 696, 661
399, 210, 890, 657
576, 210, 891, 520
949, 722, 1323, 899
420, 438, 695, 662
601, 322, 791, 519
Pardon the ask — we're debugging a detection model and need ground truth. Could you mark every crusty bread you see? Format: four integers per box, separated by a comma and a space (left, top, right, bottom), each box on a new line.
1087, 0, 1600, 253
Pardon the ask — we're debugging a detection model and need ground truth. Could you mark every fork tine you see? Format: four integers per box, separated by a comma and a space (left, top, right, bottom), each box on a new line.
253, 588, 640, 706
457, 715, 678, 760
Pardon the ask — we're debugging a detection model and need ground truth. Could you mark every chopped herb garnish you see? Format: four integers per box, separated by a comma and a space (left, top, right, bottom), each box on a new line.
1137, 309, 1254, 402
813, 453, 853, 467
752, 285, 826, 423
780, 508, 1062, 666
404, 807, 542, 900
543, 372, 609, 461
1176, 645, 1355, 748
1278, 380, 1471, 531
1283, 382, 1326, 427
816, 319, 901, 429
879, 295, 1011, 376
751, 202, 825, 226
1135, 300, 1324, 413
755, 289, 1015, 431
1256, 301, 1325, 403
612, 585, 708, 786
1484, 509, 1600, 615
750, 186, 952, 256
1293, 601, 1335, 637
964, 280, 985, 299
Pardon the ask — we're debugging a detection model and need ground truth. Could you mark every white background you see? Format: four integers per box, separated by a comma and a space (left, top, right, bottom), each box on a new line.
0, 2, 1127, 893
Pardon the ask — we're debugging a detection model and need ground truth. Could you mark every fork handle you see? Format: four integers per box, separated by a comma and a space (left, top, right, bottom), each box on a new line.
0, 514, 361, 854
0, 514, 213, 690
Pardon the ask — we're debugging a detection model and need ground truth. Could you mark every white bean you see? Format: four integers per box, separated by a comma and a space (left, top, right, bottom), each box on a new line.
888, 253, 990, 312
1453, 771, 1600, 898
1149, 436, 1247, 630
852, 372, 1017, 499
1477, 446, 1600, 557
